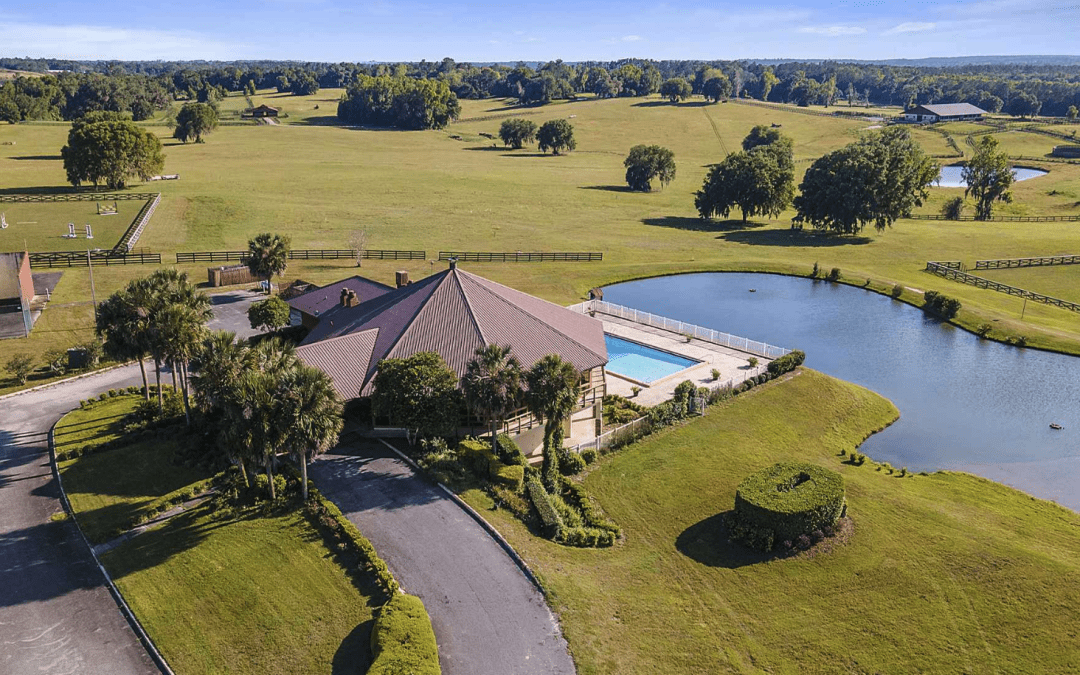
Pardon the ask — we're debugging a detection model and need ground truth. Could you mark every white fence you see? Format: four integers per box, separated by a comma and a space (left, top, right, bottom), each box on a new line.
569, 299, 790, 359
568, 415, 649, 454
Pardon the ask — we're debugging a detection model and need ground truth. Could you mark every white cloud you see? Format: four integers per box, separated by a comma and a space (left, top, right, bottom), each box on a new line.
885, 22, 936, 34
0, 22, 248, 60
621, 35, 642, 42
797, 25, 867, 37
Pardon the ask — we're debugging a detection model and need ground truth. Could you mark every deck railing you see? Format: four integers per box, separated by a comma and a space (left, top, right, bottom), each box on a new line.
569, 299, 791, 359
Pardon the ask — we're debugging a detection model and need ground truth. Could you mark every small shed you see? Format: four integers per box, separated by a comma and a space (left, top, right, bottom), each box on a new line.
249, 105, 280, 118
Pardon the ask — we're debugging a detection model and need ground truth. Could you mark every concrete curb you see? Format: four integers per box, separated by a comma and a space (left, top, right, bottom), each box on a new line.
0, 362, 134, 403
49, 421, 175, 675
376, 439, 548, 595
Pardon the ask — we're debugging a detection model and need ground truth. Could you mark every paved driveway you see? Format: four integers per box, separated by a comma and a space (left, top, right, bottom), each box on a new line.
310, 441, 576, 675
0, 289, 260, 675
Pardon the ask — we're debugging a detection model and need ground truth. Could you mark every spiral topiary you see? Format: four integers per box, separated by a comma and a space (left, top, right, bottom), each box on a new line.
729, 462, 846, 552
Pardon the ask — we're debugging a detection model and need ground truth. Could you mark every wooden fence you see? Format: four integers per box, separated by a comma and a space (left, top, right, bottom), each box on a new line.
924, 261, 1080, 313
439, 251, 603, 262
974, 254, 1080, 270
115, 193, 161, 252
177, 249, 426, 264
0, 192, 156, 203
29, 250, 162, 269
909, 214, 1080, 223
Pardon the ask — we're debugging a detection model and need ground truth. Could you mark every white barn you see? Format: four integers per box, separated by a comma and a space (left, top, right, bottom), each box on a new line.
903, 103, 987, 123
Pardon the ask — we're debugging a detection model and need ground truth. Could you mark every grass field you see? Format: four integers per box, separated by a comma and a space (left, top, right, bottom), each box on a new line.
461, 370, 1080, 674
0, 199, 139, 251
978, 264, 1080, 304
1, 93, 1078, 394
57, 399, 379, 674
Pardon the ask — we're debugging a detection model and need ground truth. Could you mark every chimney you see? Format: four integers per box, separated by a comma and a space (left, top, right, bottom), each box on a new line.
396, 270, 410, 288
448, 257, 458, 270
340, 288, 350, 307
346, 289, 360, 307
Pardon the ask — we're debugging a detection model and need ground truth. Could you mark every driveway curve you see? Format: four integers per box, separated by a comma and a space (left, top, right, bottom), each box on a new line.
0, 290, 261, 675
310, 441, 576, 675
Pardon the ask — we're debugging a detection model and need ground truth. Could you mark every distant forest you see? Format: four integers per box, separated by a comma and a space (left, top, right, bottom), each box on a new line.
2, 56, 1079, 123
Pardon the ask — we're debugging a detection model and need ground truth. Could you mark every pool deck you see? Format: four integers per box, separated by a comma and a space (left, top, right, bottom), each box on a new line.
600, 315, 769, 407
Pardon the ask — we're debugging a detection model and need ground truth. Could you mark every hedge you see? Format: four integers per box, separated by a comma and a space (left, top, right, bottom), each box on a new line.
923, 290, 962, 319
369, 594, 441, 675
459, 438, 522, 490
767, 350, 806, 377
526, 478, 563, 539
303, 486, 399, 599
731, 462, 845, 551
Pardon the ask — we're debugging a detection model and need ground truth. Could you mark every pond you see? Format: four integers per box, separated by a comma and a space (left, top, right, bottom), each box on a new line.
604, 273, 1080, 511
935, 164, 1048, 188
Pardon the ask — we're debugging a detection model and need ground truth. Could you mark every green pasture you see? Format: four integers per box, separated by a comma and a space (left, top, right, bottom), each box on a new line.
462, 370, 1080, 674
978, 264, 1080, 304
0, 199, 138, 252
1, 94, 1078, 395
57, 399, 378, 674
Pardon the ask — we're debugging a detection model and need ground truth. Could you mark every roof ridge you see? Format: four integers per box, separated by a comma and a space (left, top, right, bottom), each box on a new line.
453, 268, 489, 346
458, 271, 606, 363
296, 326, 379, 352
369, 269, 451, 378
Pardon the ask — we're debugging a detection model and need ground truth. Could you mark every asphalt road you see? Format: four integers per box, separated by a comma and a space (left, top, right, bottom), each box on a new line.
310, 442, 577, 675
0, 290, 260, 675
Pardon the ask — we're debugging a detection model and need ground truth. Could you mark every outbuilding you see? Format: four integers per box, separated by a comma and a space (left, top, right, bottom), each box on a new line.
249, 104, 280, 118
903, 103, 987, 123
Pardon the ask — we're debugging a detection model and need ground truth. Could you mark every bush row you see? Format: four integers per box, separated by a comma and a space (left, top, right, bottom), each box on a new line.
562, 480, 621, 538
526, 478, 562, 539
369, 593, 441, 675
303, 486, 399, 600
767, 350, 806, 377
458, 438, 524, 491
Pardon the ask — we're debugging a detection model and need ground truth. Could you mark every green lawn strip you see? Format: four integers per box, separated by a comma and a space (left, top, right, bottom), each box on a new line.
54, 395, 140, 452
101, 505, 377, 675
462, 370, 1080, 674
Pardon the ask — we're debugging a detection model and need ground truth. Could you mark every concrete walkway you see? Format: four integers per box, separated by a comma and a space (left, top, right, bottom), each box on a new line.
310, 441, 576, 675
0, 289, 261, 675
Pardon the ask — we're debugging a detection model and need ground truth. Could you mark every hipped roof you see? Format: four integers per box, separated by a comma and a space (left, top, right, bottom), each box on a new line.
287, 275, 394, 317
295, 266, 608, 399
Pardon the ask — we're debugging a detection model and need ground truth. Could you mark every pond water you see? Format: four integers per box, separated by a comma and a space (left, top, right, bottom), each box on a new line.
605, 273, 1080, 510
936, 165, 1048, 188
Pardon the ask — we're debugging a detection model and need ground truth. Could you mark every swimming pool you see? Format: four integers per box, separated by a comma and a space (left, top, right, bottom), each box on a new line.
604, 334, 699, 384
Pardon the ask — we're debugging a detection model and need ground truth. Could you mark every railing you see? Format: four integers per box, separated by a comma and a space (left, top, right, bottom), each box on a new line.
499, 383, 606, 436
567, 416, 649, 455
439, 251, 603, 262
0, 192, 156, 203
908, 214, 1080, 222
29, 250, 162, 269
974, 254, 1080, 270
925, 261, 1080, 313
571, 299, 791, 359
176, 248, 427, 264
116, 193, 160, 252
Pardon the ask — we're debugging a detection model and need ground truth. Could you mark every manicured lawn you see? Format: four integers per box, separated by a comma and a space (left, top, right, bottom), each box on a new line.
0, 199, 140, 252
978, 264, 1080, 304
57, 397, 380, 674
54, 395, 140, 452
462, 370, 1080, 674
3, 94, 1080, 397
102, 506, 376, 675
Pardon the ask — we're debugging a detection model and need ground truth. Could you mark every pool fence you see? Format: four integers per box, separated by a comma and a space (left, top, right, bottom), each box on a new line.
568, 299, 791, 359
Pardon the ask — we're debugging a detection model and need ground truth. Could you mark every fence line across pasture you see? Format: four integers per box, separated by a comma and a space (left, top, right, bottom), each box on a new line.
29, 250, 162, 269
176, 249, 426, 264
974, 254, 1080, 270
440, 251, 602, 262
924, 261, 1080, 313
908, 214, 1080, 223
0, 192, 157, 203
569, 299, 790, 359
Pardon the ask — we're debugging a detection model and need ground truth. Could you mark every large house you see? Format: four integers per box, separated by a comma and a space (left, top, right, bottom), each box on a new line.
903, 103, 987, 123
292, 262, 608, 454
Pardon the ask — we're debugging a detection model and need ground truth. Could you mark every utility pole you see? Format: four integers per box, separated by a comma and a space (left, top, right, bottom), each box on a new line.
87, 249, 98, 314
1021, 298, 1027, 320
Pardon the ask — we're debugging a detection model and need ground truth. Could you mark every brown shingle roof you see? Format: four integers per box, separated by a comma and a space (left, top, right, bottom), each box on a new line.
296, 266, 607, 398
287, 275, 394, 318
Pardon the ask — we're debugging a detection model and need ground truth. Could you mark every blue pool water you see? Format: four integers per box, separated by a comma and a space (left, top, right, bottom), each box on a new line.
604, 334, 698, 384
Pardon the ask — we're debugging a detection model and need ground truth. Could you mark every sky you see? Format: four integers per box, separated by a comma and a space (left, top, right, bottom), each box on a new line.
1, 0, 1077, 63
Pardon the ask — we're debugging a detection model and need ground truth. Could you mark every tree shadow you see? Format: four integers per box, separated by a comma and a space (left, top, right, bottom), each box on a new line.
675, 511, 775, 569
580, 185, 637, 193
719, 229, 873, 247
499, 152, 554, 158
0, 520, 109, 608
332, 620, 375, 675
0, 185, 82, 196
642, 216, 763, 232
9, 155, 62, 161
292, 115, 345, 127
462, 145, 507, 152
99, 502, 233, 577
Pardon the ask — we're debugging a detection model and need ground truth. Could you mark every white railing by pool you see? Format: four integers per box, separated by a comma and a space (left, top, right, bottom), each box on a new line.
568, 415, 649, 454
568, 300, 791, 360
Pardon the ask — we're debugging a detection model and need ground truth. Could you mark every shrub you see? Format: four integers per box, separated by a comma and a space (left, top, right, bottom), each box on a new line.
303, 487, 398, 598
526, 478, 563, 539
558, 450, 587, 476
710, 368, 721, 381
827, 267, 841, 282
748, 357, 759, 368
648, 399, 686, 428
369, 594, 441, 675
253, 473, 287, 501
811, 262, 820, 278
630, 386, 641, 398
891, 283, 904, 298
767, 350, 806, 377
941, 195, 965, 220
563, 482, 621, 538
4, 354, 35, 385
1007, 335, 1028, 347
923, 290, 961, 319
581, 448, 598, 465
496, 434, 526, 466
976, 323, 993, 338
730, 462, 846, 552
494, 464, 524, 492
44, 350, 67, 376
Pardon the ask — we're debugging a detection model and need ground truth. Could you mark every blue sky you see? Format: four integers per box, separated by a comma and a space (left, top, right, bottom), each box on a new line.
2, 1, 1077, 62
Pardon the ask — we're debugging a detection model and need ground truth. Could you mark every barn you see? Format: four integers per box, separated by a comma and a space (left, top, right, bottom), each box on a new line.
903, 103, 987, 123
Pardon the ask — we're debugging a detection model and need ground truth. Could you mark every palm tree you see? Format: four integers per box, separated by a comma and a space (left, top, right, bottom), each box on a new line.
463, 344, 522, 458
249, 338, 299, 500
192, 331, 255, 485
141, 269, 212, 413
246, 232, 291, 294
95, 289, 151, 400
278, 364, 343, 501
526, 354, 581, 488
157, 303, 209, 425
